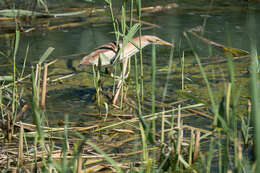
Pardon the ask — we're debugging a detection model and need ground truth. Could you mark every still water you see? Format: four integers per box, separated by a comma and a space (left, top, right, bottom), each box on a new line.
0, 0, 258, 122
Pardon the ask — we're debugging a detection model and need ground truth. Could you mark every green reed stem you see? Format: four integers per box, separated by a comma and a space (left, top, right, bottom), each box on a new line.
218, 130, 222, 173
10, 30, 20, 139
250, 22, 260, 172
31, 66, 45, 152
105, 0, 119, 43
151, 43, 156, 166
20, 44, 29, 79
181, 51, 184, 90
130, 0, 134, 28
134, 55, 142, 115
188, 130, 194, 165
151, 43, 156, 134
162, 45, 174, 103
92, 65, 101, 111
136, 0, 144, 103
119, 1, 127, 108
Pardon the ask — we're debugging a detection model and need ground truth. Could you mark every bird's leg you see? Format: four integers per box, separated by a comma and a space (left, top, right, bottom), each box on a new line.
112, 56, 129, 105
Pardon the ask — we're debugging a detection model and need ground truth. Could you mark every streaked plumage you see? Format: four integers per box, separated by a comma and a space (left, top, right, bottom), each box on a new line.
79, 35, 173, 66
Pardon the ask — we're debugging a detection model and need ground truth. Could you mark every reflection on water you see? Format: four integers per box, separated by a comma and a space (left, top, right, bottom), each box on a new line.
0, 1, 257, 122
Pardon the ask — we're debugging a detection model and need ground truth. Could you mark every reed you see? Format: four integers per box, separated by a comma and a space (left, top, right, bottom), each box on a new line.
184, 25, 255, 172
249, 11, 259, 172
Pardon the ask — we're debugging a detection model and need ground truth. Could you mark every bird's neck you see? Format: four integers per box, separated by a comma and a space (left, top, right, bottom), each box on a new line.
134, 37, 150, 49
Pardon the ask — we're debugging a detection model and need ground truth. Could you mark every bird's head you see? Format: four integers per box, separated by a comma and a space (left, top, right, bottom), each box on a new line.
144, 35, 174, 47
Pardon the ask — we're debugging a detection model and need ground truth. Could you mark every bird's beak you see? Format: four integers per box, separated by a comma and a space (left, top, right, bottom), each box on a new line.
158, 40, 174, 47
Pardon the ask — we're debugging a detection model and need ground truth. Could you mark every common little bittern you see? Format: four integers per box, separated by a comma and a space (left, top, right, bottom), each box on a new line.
79, 35, 173, 66
79, 35, 173, 104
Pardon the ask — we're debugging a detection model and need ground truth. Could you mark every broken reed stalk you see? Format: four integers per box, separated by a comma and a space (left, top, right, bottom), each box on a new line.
176, 104, 183, 155
237, 135, 242, 161
7, 111, 11, 141
193, 130, 200, 162
77, 153, 82, 173
18, 122, 24, 167
177, 129, 183, 156
41, 64, 48, 109
161, 108, 165, 144
189, 129, 194, 165
177, 104, 181, 128
35, 64, 40, 87
34, 64, 42, 105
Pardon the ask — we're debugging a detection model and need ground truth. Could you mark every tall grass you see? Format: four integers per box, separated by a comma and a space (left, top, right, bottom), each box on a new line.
184, 24, 255, 172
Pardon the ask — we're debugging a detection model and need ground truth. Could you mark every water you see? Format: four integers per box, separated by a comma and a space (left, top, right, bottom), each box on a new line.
0, 0, 257, 123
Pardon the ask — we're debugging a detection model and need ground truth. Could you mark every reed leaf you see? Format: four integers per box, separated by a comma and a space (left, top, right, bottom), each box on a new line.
113, 23, 140, 64
38, 47, 54, 64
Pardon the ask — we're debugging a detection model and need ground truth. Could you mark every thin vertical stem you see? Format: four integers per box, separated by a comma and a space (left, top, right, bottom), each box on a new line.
193, 130, 200, 162
77, 153, 82, 173
162, 46, 174, 103
113, 56, 129, 105
130, 0, 134, 28
12, 30, 19, 114
181, 51, 185, 90
136, 0, 144, 102
0, 90, 3, 126
151, 43, 156, 167
134, 55, 142, 114
177, 104, 182, 155
189, 129, 194, 165
225, 82, 231, 124
10, 30, 20, 140
218, 131, 222, 173
151, 43, 156, 140
161, 108, 165, 144
18, 122, 24, 167
41, 64, 48, 109
105, 0, 119, 42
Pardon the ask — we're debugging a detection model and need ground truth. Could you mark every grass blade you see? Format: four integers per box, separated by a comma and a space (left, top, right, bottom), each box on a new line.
38, 47, 54, 64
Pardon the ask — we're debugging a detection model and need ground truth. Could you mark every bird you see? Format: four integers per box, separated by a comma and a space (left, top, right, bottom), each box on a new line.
79, 35, 173, 67
79, 35, 173, 105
